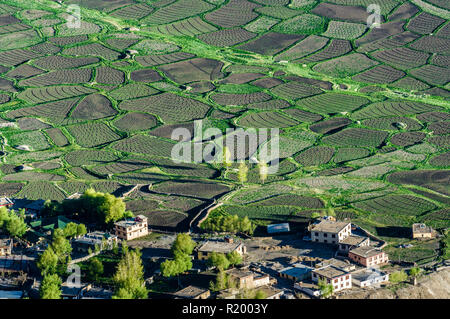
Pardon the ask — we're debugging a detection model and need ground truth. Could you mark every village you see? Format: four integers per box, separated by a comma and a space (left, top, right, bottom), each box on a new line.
0, 192, 447, 300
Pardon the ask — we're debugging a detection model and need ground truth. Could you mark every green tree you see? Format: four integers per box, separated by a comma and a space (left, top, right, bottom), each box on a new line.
390, 271, 408, 284
63, 222, 79, 238
160, 251, 192, 277
37, 247, 58, 276
227, 251, 242, 267
253, 290, 267, 299
237, 161, 248, 185
40, 274, 62, 299
258, 160, 268, 184
50, 229, 72, 275
5, 213, 27, 237
112, 249, 148, 299
209, 270, 236, 292
409, 267, 422, 278
222, 146, 232, 171
208, 252, 231, 271
0, 207, 9, 228
172, 233, 196, 256
318, 279, 334, 299
76, 223, 87, 237
87, 257, 104, 282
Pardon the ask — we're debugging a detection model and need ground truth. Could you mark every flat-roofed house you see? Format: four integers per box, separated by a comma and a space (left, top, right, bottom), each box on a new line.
279, 264, 313, 282
412, 223, 435, 240
348, 246, 389, 267
312, 265, 352, 292
352, 268, 389, 288
196, 240, 246, 261
227, 269, 270, 289
310, 220, 351, 244
0, 238, 12, 256
114, 215, 148, 240
315, 258, 356, 272
173, 286, 210, 299
72, 232, 118, 253
338, 235, 370, 253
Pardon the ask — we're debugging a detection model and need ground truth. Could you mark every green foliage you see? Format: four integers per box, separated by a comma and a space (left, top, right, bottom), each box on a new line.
87, 257, 104, 282
171, 233, 196, 256
112, 249, 148, 299
318, 279, 334, 298
161, 233, 195, 277
226, 251, 242, 266
37, 247, 58, 276
201, 214, 255, 235
409, 267, 422, 278
40, 274, 62, 299
253, 290, 267, 299
209, 270, 236, 292
208, 252, 231, 271
390, 271, 408, 284
0, 207, 28, 237
238, 161, 248, 185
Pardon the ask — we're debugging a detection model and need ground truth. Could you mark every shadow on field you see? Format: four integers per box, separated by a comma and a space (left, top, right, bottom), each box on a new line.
375, 226, 411, 238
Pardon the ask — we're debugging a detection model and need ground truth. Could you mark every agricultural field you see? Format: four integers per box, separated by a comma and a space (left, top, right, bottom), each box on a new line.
0, 0, 447, 244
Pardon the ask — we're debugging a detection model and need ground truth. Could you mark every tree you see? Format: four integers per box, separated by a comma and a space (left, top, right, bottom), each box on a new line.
37, 247, 58, 276
222, 146, 232, 171
50, 229, 72, 275
172, 233, 196, 256
0, 207, 9, 228
253, 290, 267, 299
87, 257, 104, 282
409, 267, 422, 278
63, 222, 79, 238
226, 251, 242, 267
76, 223, 87, 237
389, 271, 408, 284
311, 212, 321, 219
318, 279, 334, 299
208, 252, 230, 271
258, 160, 268, 184
4, 212, 27, 237
40, 274, 62, 299
209, 270, 236, 292
112, 249, 148, 299
237, 161, 248, 185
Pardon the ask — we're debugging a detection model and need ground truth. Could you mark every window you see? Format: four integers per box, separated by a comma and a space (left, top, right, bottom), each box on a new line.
324, 233, 327, 237
331, 234, 336, 238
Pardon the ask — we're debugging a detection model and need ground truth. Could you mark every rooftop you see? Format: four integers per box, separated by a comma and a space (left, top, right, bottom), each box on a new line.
311, 220, 350, 233
114, 215, 147, 228
352, 268, 387, 281
197, 240, 242, 254
267, 223, 290, 234
412, 223, 433, 234
349, 246, 384, 258
316, 258, 354, 271
0, 238, 12, 248
173, 286, 209, 298
279, 264, 313, 279
313, 265, 348, 279
227, 268, 254, 279
340, 235, 369, 246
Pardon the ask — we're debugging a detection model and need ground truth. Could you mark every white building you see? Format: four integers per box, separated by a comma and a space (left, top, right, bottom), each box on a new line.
114, 215, 148, 240
310, 220, 351, 244
312, 265, 352, 292
352, 268, 389, 288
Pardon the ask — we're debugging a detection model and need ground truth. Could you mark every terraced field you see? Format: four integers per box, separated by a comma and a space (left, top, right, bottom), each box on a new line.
0, 0, 448, 241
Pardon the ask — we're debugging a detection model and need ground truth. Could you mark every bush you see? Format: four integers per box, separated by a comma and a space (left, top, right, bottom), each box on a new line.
201, 214, 255, 235
390, 271, 408, 284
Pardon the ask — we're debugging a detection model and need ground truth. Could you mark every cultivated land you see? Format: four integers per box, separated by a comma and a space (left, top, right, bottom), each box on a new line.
0, 0, 448, 271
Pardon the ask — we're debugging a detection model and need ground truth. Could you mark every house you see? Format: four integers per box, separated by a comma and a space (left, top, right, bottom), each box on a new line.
315, 258, 356, 272
267, 223, 290, 234
172, 286, 210, 299
24, 200, 45, 218
338, 235, 370, 253
226, 269, 270, 289
61, 283, 91, 299
294, 280, 322, 298
348, 247, 389, 267
0, 197, 13, 208
257, 286, 284, 299
310, 220, 351, 244
279, 264, 313, 282
196, 240, 246, 261
72, 232, 118, 253
352, 268, 389, 288
412, 223, 435, 240
0, 238, 12, 256
29, 215, 77, 239
114, 215, 148, 240
312, 265, 352, 292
